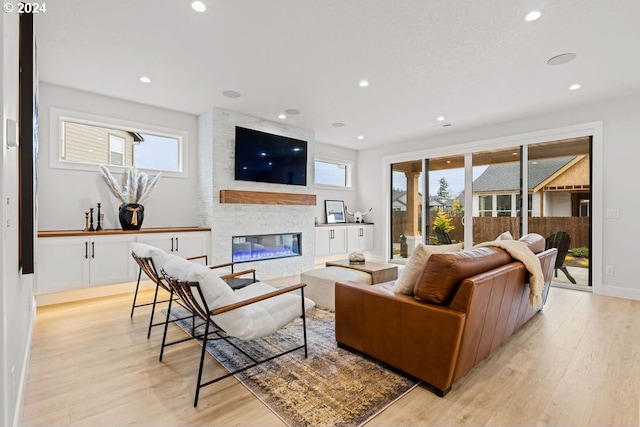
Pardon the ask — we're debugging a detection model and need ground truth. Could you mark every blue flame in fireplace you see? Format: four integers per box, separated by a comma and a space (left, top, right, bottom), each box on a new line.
232, 233, 301, 263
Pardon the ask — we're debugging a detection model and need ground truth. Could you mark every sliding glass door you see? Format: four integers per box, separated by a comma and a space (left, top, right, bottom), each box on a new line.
389, 137, 593, 289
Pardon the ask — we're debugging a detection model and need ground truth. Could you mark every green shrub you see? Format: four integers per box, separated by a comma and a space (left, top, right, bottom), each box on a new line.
433, 210, 455, 233
571, 247, 589, 258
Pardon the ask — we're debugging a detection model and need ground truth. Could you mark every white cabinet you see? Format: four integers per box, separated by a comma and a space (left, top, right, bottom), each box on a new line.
347, 224, 374, 252
315, 226, 347, 257
136, 231, 210, 259
36, 229, 211, 295
37, 235, 135, 294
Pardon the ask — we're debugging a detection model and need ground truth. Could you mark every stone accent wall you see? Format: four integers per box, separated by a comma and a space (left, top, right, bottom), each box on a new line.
198, 109, 316, 280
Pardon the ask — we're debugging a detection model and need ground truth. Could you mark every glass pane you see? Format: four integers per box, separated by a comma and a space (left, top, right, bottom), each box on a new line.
109, 151, 123, 166
472, 146, 521, 242
390, 160, 422, 261
60, 120, 181, 172
528, 137, 591, 288
315, 160, 348, 187
426, 155, 465, 247
134, 133, 180, 172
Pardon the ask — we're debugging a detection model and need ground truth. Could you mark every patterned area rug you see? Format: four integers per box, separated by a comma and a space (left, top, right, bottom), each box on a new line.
168, 306, 419, 427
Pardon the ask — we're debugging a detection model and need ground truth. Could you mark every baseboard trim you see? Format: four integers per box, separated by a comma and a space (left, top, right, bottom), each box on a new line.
35, 280, 155, 306
13, 296, 36, 427
601, 284, 640, 301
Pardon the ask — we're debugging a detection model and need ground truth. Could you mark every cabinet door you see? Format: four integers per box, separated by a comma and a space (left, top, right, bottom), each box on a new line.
315, 228, 332, 257
173, 232, 209, 259
347, 225, 374, 252
346, 226, 361, 252
329, 227, 347, 254
135, 234, 173, 253
37, 237, 89, 294
360, 225, 374, 251
89, 235, 135, 286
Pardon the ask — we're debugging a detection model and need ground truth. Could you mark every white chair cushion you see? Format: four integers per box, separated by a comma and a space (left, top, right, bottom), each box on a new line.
391, 242, 463, 295
131, 242, 167, 267
161, 253, 239, 311
214, 282, 315, 341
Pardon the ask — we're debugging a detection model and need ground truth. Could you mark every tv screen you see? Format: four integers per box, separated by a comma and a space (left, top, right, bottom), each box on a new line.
234, 126, 308, 186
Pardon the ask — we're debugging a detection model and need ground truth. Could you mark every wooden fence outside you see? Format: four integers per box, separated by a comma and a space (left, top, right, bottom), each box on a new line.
392, 212, 590, 249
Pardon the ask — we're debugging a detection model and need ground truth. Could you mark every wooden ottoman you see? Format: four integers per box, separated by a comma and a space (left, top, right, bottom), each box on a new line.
300, 266, 372, 311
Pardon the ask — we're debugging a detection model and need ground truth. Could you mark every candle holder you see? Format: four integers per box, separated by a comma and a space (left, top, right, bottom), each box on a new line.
96, 203, 102, 231
83, 212, 89, 232
89, 208, 95, 232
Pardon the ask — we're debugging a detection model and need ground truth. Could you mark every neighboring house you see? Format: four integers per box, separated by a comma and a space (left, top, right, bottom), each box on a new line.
471, 155, 590, 217
62, 121, 143, 167
392, 190, 455, 212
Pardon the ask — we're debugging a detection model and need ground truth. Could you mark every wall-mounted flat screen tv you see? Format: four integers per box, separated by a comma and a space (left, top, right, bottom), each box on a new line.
234, 126, 308, 186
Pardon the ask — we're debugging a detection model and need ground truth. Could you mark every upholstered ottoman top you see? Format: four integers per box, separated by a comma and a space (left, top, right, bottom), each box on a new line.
301, 266, 372, 311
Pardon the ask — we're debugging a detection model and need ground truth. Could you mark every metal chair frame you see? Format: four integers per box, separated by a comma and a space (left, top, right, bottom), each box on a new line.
130, 253, 259, 339
159, 269, 308, 407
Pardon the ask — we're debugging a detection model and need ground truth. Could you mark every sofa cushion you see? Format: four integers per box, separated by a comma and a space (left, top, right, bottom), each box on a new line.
519, 233, 545, 254
392, 243, 463, 295
413, 247, 512, 304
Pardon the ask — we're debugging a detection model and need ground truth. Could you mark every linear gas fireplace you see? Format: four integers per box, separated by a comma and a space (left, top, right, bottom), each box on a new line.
232, 232, 301, 263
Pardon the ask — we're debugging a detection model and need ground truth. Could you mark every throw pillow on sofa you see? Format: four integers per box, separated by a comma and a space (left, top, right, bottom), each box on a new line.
392, 242, 463, 295
413, 247, 512, 304
496, 230, 514, 241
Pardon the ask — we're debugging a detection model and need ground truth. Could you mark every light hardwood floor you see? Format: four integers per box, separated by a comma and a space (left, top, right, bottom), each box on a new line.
21, 285, 640, 426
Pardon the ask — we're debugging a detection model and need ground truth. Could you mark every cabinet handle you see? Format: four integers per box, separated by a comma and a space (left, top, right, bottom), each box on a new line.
175, 237, 179, 252
85, 242, 88, 259
171, 237, 174, 252
360, 228, 363, 237
91, 242, 95, 258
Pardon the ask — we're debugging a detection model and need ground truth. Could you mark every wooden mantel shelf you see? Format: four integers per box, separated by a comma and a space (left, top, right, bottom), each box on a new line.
220, 190, 316, 205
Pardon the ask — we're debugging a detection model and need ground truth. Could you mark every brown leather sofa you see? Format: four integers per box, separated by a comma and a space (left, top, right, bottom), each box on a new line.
334, 233, 557, 396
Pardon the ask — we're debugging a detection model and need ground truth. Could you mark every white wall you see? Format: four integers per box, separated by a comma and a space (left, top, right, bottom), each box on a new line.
2, 13, 36, 427
198, 108, 316, 279
358, 94, 640, 301
37, 83, 201, 230
314, 141, 359, 223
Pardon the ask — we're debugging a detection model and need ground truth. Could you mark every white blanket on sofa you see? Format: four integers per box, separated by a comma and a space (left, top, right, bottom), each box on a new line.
474, 240, 544, 308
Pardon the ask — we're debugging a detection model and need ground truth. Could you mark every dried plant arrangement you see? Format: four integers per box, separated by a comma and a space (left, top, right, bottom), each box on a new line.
99, 165, 162, 204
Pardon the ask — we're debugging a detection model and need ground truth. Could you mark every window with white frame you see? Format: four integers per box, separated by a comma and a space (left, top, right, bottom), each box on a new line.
50, 108, 188, 177
314, 158, 352, 188
109, 134, 125, 166
478, 195, 493, 217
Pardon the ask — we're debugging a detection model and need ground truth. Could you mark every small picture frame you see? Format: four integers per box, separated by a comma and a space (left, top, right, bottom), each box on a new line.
325, 200, 346, 224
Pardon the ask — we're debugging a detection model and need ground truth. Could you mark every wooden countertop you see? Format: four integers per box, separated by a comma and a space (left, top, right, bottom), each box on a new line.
315, 223, 374, 227
38, 227, 211, 238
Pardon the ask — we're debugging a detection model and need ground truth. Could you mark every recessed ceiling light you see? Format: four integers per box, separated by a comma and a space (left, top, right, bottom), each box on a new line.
569, 83, 582, 90
332, 122, 346, 127
525, 10, 542, 21
436, 116, 445, 121
278, 114, 287, 119
191, 1, 206, 12
139, 76, 151, 83
285, 109, 301, 115
222, 90, 241, 98
359, 80, 369, 87
547, 53, 577, 66
357, 135, 364, 140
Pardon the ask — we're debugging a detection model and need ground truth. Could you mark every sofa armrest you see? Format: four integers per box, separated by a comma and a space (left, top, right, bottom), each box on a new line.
335, 280, 466, 393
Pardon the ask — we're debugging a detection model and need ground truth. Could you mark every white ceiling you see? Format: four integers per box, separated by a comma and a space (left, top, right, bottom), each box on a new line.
35, 0, 640, 150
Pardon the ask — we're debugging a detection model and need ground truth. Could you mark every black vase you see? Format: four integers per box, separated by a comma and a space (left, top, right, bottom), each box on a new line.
118, 203, 144, 230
